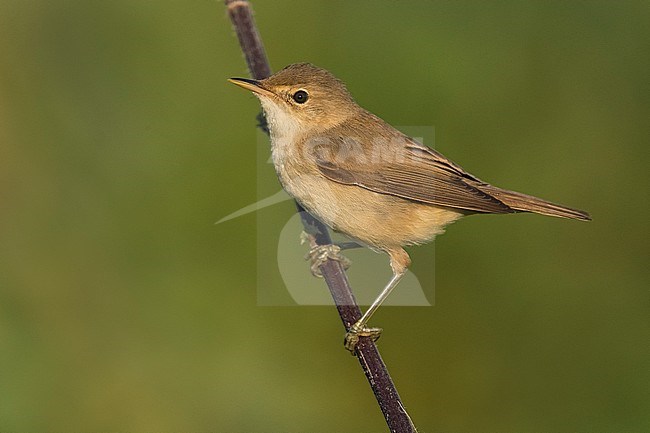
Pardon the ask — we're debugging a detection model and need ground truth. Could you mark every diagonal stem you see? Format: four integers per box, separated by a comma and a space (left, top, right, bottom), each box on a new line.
224, 1, 416, 432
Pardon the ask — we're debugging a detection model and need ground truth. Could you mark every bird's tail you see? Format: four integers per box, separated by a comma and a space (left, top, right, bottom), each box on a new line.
478, 186, 591, 221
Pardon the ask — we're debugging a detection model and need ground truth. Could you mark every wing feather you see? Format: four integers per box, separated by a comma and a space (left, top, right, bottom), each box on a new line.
314, 132, 513, 214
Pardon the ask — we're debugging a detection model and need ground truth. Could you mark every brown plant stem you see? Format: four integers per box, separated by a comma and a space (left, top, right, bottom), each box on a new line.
224, 1, 416, 431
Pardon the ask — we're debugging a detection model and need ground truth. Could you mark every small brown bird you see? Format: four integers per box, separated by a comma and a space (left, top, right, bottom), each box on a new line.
229, 63, 590, 352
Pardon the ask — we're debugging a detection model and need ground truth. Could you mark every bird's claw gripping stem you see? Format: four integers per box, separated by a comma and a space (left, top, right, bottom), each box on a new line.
344, 321, 383, 354
305, 243, 352, 277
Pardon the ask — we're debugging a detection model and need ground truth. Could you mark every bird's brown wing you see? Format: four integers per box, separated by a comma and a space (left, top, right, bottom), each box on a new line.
313, 134, 513, 214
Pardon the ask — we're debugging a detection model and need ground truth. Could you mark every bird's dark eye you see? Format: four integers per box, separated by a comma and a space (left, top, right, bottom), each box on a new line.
293, 90, 309, 104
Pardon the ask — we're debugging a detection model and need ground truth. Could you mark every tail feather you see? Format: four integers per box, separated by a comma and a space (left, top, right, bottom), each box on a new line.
478, 186, 591, 221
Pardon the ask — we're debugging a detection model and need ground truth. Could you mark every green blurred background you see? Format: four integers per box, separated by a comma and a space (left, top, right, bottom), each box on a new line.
1, 1, 648, 431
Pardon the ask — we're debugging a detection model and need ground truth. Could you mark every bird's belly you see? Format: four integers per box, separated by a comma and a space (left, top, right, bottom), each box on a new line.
276, 161, 463, 249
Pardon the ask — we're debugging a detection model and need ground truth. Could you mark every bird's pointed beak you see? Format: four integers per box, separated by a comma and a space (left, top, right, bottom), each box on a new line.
228, 77, 276, 98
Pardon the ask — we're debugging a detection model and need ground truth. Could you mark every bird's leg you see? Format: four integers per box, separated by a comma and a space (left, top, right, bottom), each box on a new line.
344, 248, 411, 354
344, 271, 405, 353
336, 241, 363, 251
300, 231, 362, 251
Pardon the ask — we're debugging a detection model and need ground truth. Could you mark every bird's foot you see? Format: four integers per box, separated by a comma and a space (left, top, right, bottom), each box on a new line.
344, 321, 383, 354
304, 243, 352, 277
